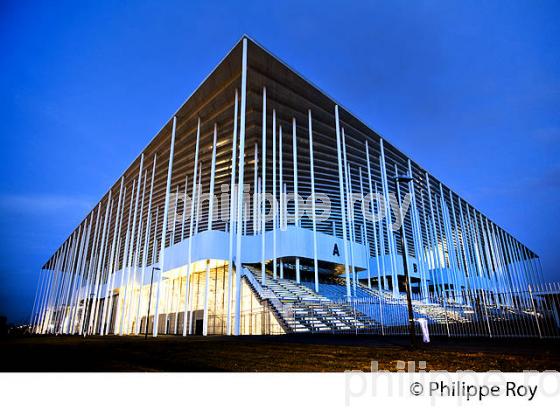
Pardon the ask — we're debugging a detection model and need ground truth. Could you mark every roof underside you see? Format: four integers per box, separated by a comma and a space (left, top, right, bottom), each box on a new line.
43, 36, 537, 269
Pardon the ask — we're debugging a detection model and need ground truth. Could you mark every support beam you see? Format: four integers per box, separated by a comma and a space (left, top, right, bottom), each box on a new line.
226, 90, 239, 336
260, 87, 267, 286
184, 117, 201, 336
334, 105, 351, 300
153, 116, 177, 337
272, 110, 277, 280
234, 37, 248, 336
308, 110, 319, 293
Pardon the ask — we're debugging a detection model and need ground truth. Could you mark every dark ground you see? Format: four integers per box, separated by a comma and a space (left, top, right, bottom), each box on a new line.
0, 334, 558, 372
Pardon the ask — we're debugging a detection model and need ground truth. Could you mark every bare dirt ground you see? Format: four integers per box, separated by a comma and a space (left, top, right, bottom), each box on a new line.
1, 334, 558, 372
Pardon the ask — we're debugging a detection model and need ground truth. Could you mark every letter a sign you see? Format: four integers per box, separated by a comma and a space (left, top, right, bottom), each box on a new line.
333, 243, 340, 257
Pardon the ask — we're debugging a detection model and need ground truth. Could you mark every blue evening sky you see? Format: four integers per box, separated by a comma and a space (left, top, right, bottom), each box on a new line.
1, 1, 559, 323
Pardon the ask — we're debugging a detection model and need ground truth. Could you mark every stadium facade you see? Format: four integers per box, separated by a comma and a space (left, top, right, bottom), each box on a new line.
30, 36, 554, 338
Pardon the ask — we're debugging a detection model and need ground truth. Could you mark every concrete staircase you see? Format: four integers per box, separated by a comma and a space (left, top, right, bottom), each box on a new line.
244, 266, 380, 333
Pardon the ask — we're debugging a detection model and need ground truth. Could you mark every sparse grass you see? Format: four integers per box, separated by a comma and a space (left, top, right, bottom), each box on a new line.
0, 334, 558, 372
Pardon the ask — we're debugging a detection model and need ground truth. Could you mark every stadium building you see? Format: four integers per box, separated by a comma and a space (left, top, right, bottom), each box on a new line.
30, 36, 555, 339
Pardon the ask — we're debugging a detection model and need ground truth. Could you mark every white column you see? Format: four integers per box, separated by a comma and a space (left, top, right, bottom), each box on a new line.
153, 116, 177, 337
358, 167, 372, 290
408, 160, 429, 300
260, 87, 267, 286
89, 194, 112, 334
105, 185, 127, 334
123, 155, 145, 333
365, 142, 381, 291
253, 143, 258, 234
60, 228, 82, 333
184, 117, 201, 336
375, 182, 388, 290
379, 140, 399, 296
342, 129, 356, 295
292, 117, 301, 283
278, 125, 285, 276
334, 105, 351, 299
292, 117, 299, 227
234, 37, 248, 336
203, 124, 218, 336
134, 156, 157, 334
30, 269, 44, 330
170, 186, 179, 246
130, 171, 148, 332
64, 228, 84, 333
203, 260, 211, 336
308, 110, 319, 293
279, 125, 284, 231
180, 175, 188, 241
98, 178, 124, 335
394, 165, 412, 296
80, 205, 102, 334
124, 158, 146, 331
194, 168, 203, 235
226, 90, 239, 335
272, 109, 277, 279
70, 215, 92, 333
208, 124, 218, 231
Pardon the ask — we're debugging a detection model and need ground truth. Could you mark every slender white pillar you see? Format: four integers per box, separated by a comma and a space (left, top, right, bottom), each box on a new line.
147, 206, 160, 333
116, 182, 134, 335
272, 109, 277, 280
59, 228, 81, 333
33, 268, 48, 332
279, 125, 284, 231
105, 185, 127, 334
342, 129, 356, 295
234, 37, 248, 336
253, 143, 258, 234
292, 117, 301, 283
226, 90, 239, 335
170, 186, 179, 246
184, 117, 201, 336
203, 260, 211, 336
358, 167, 372, 290
121, 155, 145, 334
365, 142, 381, 291
97, 178, 124, 334
308, 110, 319, 293
425, 173, 446, 297
64, 231, 83, 332
37, 268, 51, 332
375, 182, 388, 290
203, 124, 218, 336
180, 176, 188, 241
208, 124, 218, 230
394, 165, 413, 295
260, 87, 267, 286
134, 156, 157, 334
129, 169, 148, 334
334, 105, 351, 299
379, 140, 399, 295
70, 215, 92, 333
153, 116, 176, 337
30, 269, 44, 329
89, 194, 112, 334
407, 160, 429, 299
80, 205, 102, 334
194, 168, 203, 235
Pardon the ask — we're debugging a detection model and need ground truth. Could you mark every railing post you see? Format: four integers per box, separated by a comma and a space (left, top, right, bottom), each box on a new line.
528, 285, 543, 339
